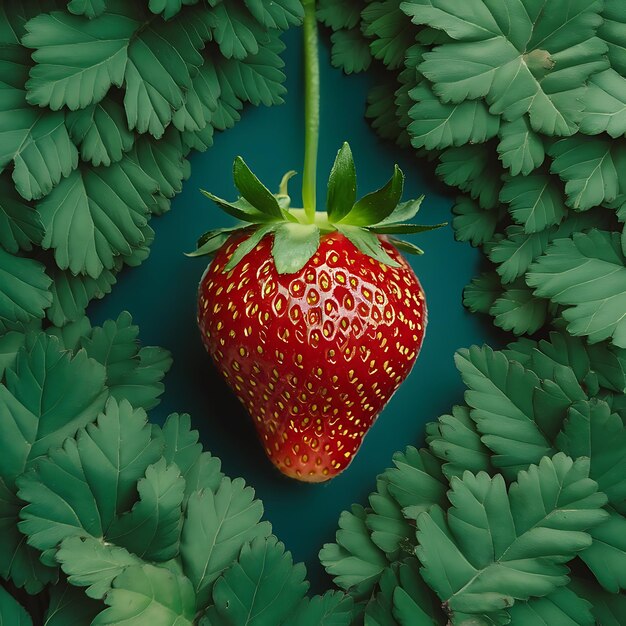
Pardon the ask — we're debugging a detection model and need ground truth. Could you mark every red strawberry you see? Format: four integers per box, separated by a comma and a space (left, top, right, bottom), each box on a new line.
191, 144, 442, 481
198, 231, 426, 481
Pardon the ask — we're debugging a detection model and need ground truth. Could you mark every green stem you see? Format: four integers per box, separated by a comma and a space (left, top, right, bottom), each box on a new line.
302, 0, 319, 223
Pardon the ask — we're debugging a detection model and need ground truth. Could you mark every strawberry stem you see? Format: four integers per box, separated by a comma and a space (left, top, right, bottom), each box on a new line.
302, 0, 319, 223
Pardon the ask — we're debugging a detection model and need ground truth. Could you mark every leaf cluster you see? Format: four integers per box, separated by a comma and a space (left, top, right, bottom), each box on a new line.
321, 0, 626, 348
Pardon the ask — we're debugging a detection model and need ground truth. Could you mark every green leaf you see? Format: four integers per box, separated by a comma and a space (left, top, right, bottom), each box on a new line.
148, 0, 185, 20
286, 591, 354, 626
0, 248, 51, 326
67, 97, 135, 167
272, 222, 320, 274
180, 477, 270, 608
181, 451, 223, 505
452, 196, 499, 246
572, 575, 626, 625
463, 272, 502, 315
367, 81, 404, 143
319, 504, 388, 599
0, 331, 26, 378
455, 345, 554, 479
497, 117, 545, 176
317, 0, 361, 30
108, 458, 184, 562
0, 585, 32, 626
426, 405, 494, 480
490, 279, 549, 336
210, 2, 261, 60
500, 173, 567, 234
599, 0, 626, 76
22, 11, 139, 110
335, 225, 400, 268
407, 0, 608, 136
218, 35, 287, 107
581, 69, 626, 138
81, 312, 172, 410
527, 230, 626, 347
161, 413, 203, 478
206, 535, 308, 625
3, 333, 107, 469
340, 166, 404, 226
44, 578, 101, 626
93, 564, 196, 625
580, 511, 626, 593
38, 159, 157, 279
244, 0, 304, 30
57, 535, 141, 600
17, 397, 162, 564
507, 587, 594, 625
416, 454, 608, 621
67, 0, 107, 18
393, 559, 446, 626
361, 1, 415, 70
327, 143, 357, 223
408, 81, 500, 151
330, 28, 372, 74
233, 156, 284, 219
549, 136, 626, 211
0, 174, 44, 253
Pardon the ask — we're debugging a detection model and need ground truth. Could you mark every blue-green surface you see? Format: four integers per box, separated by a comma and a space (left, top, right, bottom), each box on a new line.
89, 29, 499, 592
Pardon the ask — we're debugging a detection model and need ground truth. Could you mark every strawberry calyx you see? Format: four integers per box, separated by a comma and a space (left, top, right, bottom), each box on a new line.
188, 142, 446, 274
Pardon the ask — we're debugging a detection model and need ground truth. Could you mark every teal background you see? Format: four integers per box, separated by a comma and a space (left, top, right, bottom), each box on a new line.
90, 28, 499, 592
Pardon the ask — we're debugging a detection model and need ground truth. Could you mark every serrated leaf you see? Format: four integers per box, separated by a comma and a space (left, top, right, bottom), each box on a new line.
285, 591, 354, 626
67, 97, 134, 167
361, 1, 415, 70
17, 398, 163, 564
571, 575, 626, 626
527, 230, 626, 347
407, 0, 608, 136
210, 2, 261, 60
549, 136, 626, 211
367, 81, 404, 143
38, 158, 157, 279
463, 272, 502, 316
67, 0, 107, 18
181, 452, 223, 505
46, 265, 117, 327
507, 587, 594, 625
393, 559, 445, 626
44, 578, 101, 626
316, 0, 361, 30
581, 69, 626, 138
319, 504, 388, 599
408, 81, 499, 151
497, 117, 545, 176
426, 405, 494, 480
81, 311, 172, 410
0, 585, 32, 626
452, 196, 499, 246
244, 0, 303, 30
0, 174, 44, 253
599, 0, 626, 76
173, 55, 219, 133
490, 278, 549, 336
108, 458, 184, 562
455, 345, 555, 479
180, 477, 270, 608
500, 172, 566, 234
218, 35, 287, 107
93, 563, 195, 625
206, 535, 308, 625
22, 11, 139, 110
0, 248, 51, 326
416, 455, 608, 622
364, 564, 404, 626
57, 535, 141, 600
331, 28, 372, 74
161, 413, 203, 478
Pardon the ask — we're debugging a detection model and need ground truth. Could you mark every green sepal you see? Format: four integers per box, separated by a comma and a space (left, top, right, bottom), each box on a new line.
185, 226, 245, 258
369, 222, 447, 235
388, 237, 424, 255
327, 142, 357, 222
233, 156, 285, 219
200, 190, 275, 223
272, 222, 320, 274
224, 224, 276, 271
336, 224, 400, 267
338, 165, 405, 226
374, 197, 425, 225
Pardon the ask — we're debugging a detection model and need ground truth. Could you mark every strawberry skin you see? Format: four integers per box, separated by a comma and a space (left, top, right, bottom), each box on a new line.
197, 231, 426, 482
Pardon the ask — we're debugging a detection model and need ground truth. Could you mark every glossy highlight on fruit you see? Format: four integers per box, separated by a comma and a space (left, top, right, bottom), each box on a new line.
198, 231, 426, 482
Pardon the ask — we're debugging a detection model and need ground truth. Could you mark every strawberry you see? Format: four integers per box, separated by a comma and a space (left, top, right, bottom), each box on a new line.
190, 143, 443, 482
